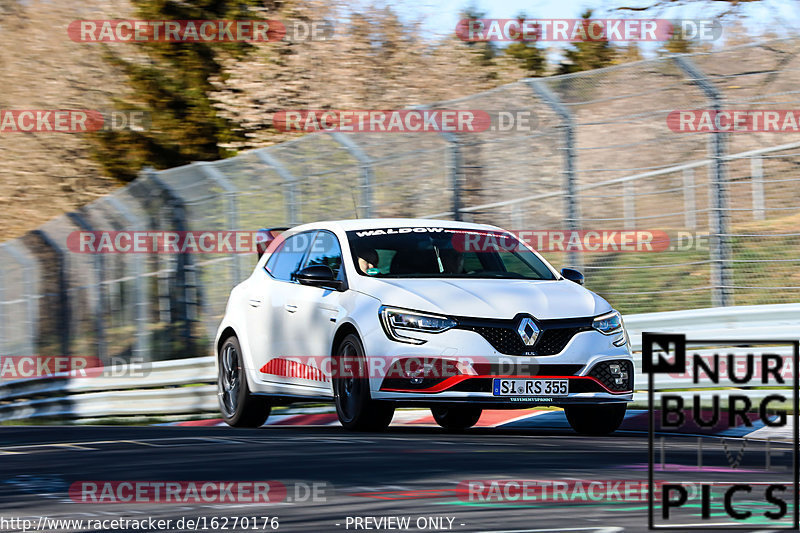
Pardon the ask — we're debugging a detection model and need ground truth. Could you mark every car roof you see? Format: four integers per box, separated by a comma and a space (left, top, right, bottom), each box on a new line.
287, 218, 504, 233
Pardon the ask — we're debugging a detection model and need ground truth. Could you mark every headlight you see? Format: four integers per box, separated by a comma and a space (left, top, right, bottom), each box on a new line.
379, 306, 457, 344
593, 310, 624, 336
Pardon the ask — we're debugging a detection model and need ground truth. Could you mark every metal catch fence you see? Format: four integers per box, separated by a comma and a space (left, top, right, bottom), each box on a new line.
2, 38, 800, 363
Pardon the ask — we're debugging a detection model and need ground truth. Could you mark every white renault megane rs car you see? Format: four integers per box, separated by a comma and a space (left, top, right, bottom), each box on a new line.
215, 219, 633, 433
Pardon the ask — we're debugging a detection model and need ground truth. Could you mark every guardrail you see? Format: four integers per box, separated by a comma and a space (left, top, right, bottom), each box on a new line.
0, 303, 796, 423
0, 357, 217, 422
625, 303, 800, 350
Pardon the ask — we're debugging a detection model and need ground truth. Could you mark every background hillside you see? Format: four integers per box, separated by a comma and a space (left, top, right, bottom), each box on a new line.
0, 0, 717, 240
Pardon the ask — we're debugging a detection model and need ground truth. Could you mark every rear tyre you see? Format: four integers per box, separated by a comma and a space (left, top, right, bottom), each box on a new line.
565, 403, 626, 435
333, 334, 395, 431
218, 335, 271, 428
431, 406, 482, 431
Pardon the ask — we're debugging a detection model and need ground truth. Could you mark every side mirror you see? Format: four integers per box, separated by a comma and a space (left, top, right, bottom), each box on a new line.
561, 267, 584, 285
295, 265, 343, 290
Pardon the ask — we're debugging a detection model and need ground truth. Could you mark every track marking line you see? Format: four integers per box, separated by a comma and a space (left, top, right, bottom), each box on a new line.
195, 437, 251, 444
117, 439, 160, 447
53, 443, 96, 450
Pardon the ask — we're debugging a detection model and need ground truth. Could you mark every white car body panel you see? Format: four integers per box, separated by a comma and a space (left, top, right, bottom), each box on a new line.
215, 219, 635, 407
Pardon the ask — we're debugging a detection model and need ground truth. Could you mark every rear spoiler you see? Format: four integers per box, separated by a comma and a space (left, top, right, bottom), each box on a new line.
256, 227, 291, 259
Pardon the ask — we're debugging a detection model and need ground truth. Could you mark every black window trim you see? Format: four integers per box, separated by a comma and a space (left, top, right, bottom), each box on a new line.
344, 228, 557, 280
300, 229, 349, 290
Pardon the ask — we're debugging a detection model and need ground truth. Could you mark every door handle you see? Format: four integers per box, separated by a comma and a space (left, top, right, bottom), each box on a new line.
284, 304, 298, 313
248, 299, 262, 307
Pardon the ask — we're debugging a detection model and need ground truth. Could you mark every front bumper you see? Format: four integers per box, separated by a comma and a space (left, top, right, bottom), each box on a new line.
362, 318, 634, 406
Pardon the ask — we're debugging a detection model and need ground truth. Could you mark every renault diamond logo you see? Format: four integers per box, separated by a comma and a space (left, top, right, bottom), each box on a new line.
517, 317, 540, 346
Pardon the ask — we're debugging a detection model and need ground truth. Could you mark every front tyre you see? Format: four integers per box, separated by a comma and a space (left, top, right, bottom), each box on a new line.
333, 334, 394, 431
431, 406, 482, 431
565, 403, 626, 435
218, 335, 271, 428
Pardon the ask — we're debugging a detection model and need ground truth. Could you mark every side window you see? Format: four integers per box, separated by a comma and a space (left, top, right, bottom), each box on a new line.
265, 232, 315, 281
500, 250, 555, 279
303, 231, 343, 278
499, 252, 533, 276
461, 252, 484, 273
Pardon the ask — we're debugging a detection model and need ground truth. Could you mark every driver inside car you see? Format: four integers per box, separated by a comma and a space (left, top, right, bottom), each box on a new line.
356, 247, 379, 273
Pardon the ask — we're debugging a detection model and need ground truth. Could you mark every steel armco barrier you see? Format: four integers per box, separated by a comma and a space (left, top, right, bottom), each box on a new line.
0, 304, 795, 423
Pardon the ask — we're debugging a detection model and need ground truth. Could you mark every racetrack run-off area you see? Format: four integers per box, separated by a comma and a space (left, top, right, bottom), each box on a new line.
0, 412, 793, 533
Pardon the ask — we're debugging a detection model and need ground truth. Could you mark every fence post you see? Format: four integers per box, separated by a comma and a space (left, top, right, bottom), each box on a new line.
674, 56, 732, 307
256, 150, 300, 225
438, 131, 463, 221
195, 162, 242, 280
623, 181, 635, 229
31, 229, 70, 356
67, 212, 107, 363
3, 242, 37, 355
511, 204, 524, 229
0, 248, 12, 354
683, 168, 697, 229
146, 168, 197, 355
527, 79, 581, 269
106, 196, 149, 361
751, 156, 765, 221
330, 132, 373, 218
0, 257, 6, 354
127, 175, 170, 330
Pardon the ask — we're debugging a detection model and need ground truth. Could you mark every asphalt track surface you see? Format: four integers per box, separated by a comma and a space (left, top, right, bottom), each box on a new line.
0, 423, 794, 533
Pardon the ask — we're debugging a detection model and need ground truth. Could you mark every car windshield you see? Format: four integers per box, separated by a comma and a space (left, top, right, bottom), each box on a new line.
346, 227, 557, 280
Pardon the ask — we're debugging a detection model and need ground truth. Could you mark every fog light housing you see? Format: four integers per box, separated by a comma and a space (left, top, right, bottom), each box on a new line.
608, 363, 628, 386
406, 362, 436, 384
381, 357, 462, 390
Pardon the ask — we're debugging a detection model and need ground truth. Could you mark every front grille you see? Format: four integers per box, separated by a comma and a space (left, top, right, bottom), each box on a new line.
473, 363, 584, 376
457, 316, 592, 356
450, 379, 493, 392
588, 359, 634, 392
381, 364, 583, 392
450, 376, 605, 393
539, 328, 588, 355
465, 325, 527, 355
567, 379, 607, 393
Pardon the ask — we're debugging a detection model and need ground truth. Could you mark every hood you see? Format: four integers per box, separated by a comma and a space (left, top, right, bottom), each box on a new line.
353, 277, 612, 320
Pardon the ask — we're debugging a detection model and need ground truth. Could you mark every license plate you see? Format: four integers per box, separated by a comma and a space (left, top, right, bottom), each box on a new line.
492, 378, 569, 397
